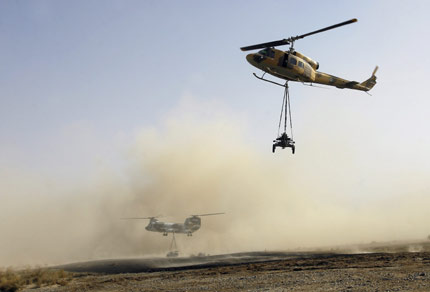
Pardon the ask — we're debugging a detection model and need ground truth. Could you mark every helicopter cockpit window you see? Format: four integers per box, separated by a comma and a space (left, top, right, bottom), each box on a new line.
298, 61, 304, 68
289, 57, 297, 66
258, 48, 275, 58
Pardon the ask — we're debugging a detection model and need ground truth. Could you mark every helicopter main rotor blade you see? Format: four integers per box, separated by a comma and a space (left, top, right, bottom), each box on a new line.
191, 212, 225, 217
291, 18, 357, 41
121, 217, 152, 220
240, 39, 290, 51
121, 215, 162, 220
240, 19, 357, 51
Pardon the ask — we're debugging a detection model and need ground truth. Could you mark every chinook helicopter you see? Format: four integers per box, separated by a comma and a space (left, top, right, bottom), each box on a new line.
122, 213, 224, 236
241, 18, 378, 91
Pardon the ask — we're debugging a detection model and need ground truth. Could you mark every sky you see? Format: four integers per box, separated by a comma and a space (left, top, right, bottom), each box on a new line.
1, 0, 429, 177
1, 0, 430, 266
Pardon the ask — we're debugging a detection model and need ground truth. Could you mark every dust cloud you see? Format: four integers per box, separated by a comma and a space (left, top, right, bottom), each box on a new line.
1, 98, 429, 267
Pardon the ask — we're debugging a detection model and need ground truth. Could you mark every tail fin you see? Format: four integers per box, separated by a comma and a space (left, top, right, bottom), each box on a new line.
360, 66, 378, 91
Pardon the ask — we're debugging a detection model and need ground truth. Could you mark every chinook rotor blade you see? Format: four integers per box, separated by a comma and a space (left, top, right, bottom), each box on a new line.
291, 18, 357, 41
240, 39, 290, 51
121, 215, 162, 220
191, 212, 225, 217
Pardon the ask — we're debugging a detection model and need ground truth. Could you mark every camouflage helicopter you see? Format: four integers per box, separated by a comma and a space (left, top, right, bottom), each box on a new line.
122, 213, 224, 236
241, 18, 378, 91
241, 18, 378, 154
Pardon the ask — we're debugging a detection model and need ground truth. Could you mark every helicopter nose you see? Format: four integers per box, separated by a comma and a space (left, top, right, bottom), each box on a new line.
246, 53, 254, 64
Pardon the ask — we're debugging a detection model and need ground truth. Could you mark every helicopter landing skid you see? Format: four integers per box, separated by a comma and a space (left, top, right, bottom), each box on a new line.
253, 73, 289, 88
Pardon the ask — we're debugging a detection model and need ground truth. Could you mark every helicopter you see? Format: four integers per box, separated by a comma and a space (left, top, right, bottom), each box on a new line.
240, 18, 378, 91
241, 18, 378, 154
121, 213, 225, 236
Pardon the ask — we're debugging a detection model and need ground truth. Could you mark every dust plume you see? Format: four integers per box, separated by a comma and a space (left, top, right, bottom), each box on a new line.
1, 97, 429, 267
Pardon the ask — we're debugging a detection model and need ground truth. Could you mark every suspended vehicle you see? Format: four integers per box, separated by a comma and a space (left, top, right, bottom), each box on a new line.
240, 18, 378, 154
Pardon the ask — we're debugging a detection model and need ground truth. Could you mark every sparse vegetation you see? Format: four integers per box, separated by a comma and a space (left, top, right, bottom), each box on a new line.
0, 267, 71, 291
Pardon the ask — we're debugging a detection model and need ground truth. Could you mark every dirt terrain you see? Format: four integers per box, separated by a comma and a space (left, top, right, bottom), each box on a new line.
18, 241, 430, 291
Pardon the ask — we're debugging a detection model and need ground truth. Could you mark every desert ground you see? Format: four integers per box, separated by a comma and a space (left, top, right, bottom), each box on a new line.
4, 240, 430, 292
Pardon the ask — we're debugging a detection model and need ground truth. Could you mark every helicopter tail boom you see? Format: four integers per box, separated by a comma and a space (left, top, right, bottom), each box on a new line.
332, 66, 378, 91
359, 66, 378, 91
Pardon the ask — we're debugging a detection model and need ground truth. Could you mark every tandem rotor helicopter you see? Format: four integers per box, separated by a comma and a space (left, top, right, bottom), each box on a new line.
241, 18, 378, 154
121, 213, 225, 236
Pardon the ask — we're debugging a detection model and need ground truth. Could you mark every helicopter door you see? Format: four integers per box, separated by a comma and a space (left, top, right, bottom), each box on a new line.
279, 53, 288, 67
304, 64, 312, 79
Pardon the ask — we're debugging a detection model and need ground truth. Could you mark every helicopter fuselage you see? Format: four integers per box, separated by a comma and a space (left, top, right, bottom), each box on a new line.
145, 217, 201, 236
246, 47, 376, 91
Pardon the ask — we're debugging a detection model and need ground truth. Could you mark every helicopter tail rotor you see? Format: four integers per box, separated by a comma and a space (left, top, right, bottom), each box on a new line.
372, 66, 379, 77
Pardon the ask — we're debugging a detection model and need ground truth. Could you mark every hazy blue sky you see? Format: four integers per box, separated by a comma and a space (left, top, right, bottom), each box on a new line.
1, 0, 429, 195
